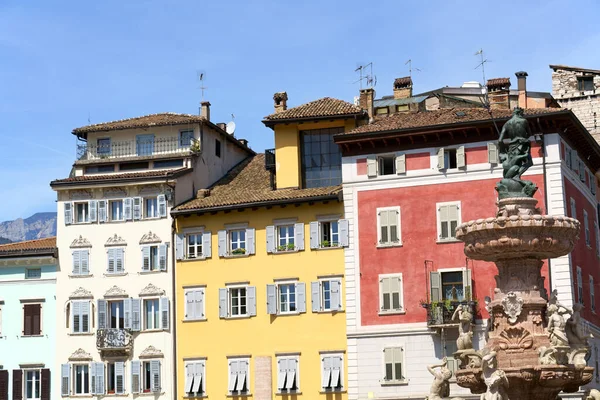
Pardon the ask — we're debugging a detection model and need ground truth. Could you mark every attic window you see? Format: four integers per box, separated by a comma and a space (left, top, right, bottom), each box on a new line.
455, 111, 466, 117
376, 107, 389, 115
578, 76, 594, 92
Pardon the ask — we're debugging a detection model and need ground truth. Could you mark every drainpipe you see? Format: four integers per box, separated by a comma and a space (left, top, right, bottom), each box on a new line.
537, 122, 552, 295
171, 216, 178, 400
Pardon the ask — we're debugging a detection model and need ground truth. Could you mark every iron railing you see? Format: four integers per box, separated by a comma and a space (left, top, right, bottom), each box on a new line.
265, 148, 276, 171
96, 328, 133, 351
422, 301, 476, 327
77, 136, 199, 161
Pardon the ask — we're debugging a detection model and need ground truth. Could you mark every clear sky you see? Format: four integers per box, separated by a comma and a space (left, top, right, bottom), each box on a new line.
1, 0, 599, 222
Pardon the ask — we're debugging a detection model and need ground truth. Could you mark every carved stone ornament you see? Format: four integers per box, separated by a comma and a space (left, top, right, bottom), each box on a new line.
138, 185, 163, 196
69, 287, 93, 299
139, 283, 165, 297
70, 235, 92, 249
497, 327, 534, 353
140, 231, 161, 244
69, 348, 93, 361
103, 187, 128, 198
104, 285, 128, 298
139, 345, 164, 359
69, 189, 93, 200
106, 234, 127, 247
502, 291, 524, 324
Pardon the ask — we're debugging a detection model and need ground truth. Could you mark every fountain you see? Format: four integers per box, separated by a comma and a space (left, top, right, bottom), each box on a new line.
451, 108, 593, 399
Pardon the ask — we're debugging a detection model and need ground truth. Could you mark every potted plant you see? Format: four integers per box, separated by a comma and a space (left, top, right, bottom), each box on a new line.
231, 248, 246, 255
321, 240, 330, 248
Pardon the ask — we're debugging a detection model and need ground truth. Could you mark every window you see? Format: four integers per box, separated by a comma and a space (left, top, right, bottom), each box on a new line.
25, 369, 41, 400
301, 127, 343, 188
278, 284, 296, 313
379, 274, 404, 313
144, 299, 160, 330
180, 130, 194, 147
184, 361, 205, 397
145, 197, 158, 218
184, 288, 205, 321
72, 249, 90, 276
71, 300, 91, 334
277, 357, 299, 393
378, 155, 395, 175
312, 279, 342, 312
219, 286, 256, 318
366, 154, 406, 177
218, 227, 255, 257
444, 149, 457, 169
215, 139, 221, 158
142, 244, 167, 272
591, 276, 596, 313
321, 221, 339, 248
267, 282, 306, 315
578, 76, 595, 92
120, 161, 149, 171
377, 207, 401, 246
107, 362, 125, 395
74, 364, 90, 395
430, 269, 472, 302
437, 202, 461, 241
75, 202, 90, 224
136, 134, 155, 156
375, 107, 389, 115
383, 347, 405, 382
585, 210, 591, 247
277, 225, 295, 252
230, 229, 246, 254
110, 200, 124, 221
565, 147, 573, 169
187, 233, 203, 259
321, 354, 343, 392
228, 358, 249, 395
571, 198, 577, 219
142, 361, 161, 393
97, 138, 111, 156
107, 248, 125, 274
310, 219, 349, 249
109, 300, 125, 329
154, 159, 184, 169
85, 164, 115, 174
577, 266, 584, 305
230, 287, 247, 317
23, 303, 41, 336
25, 268, 41, 279
437, 147, 465, 170
595, 221, 600, 258
266, 223, 304, 253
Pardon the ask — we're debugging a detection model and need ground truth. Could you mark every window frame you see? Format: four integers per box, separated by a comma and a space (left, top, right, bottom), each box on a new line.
578, 76, 595, 92
381, 347, 406, 384
585, 210, 591, 247
444, 148, 458, 170
379, 273, 404, 314
436, 201, 462, 242
109, 199, 125, 222
25, 268, 42, 280
300, 127, 344, 188
276, 224, 296, 252
108, 299, 125, 330
22, 301, 43, 336
577, 266, 584, 305
183, 359, 206, 397
319, 278, 342, 312
179, 129, 194, 148
591, 275, 596, 313
70, 299, 91, 334
96, 137, 112, 156
276, 355, 300, 394
73, 363, 91, 395
376, 206, 402, 247
319, 220, 340, 248
215, 138, 221, 158
320, 353, 344, 393
186, 232, 204, 259
144, 197, 159, 219
24, 368, 41, 400
183, 287, 205, 321
74, 201, 91, 224
229, 229, 247, 255
228, 286, 249, 318
143, 298, 161, 331
227, 357, 250, 396
277, 282, 298, 315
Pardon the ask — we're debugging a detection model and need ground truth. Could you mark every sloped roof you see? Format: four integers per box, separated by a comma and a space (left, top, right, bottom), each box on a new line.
394, 77, 412, 88
263, 97, 364, 123
73, 112, 206, 135
549, 65, 600, 74
487, 77, 511, 88
0, 237, 57, 257
50, 168, 190, 187
173, 154, 341, 213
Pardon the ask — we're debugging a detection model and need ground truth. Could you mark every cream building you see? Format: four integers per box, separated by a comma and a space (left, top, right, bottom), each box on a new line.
50, 105, 252, 399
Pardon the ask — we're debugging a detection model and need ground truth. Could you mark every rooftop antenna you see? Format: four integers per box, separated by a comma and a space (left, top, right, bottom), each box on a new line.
474, 49, 500, 134
354, 62, 376, 90
197, 71, 207, 101
405, 59, 422, 78
474, 49, 490, 87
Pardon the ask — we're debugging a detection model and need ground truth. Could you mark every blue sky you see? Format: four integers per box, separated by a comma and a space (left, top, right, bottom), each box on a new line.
1, 0, 599, 222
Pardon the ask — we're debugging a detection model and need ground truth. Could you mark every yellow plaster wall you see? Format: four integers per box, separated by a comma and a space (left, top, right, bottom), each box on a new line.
176, 201, 347, 400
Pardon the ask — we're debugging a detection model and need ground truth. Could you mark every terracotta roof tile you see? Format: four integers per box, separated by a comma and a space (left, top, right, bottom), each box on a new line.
263, 97, 363, 122
73, 113, 206, 134
487, 77, 511, 88
174, 154, 341, 212
394, 77, 412, 88
51, 168, 190, 186
0, 237, 57, 255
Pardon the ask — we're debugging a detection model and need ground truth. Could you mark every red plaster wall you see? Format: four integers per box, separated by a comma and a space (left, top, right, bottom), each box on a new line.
560, 141, 566, 161
357, 174, 549, 326
356, 158, 367, 175
531, 141, 544, 158
406, 152, 430, 171
465, 146, 488, 165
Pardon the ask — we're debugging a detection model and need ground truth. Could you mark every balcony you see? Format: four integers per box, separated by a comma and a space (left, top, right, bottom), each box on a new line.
96, 328, 133, 356
265, 148, 276, 172
422, 301, 476, 328
76, 136, 200, 164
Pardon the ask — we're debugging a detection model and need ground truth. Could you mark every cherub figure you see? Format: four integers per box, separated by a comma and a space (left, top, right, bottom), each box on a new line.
452, 305, 473, 350
547, 304, 569, 347
481, 352, 508, 400
426, 357, 452, 400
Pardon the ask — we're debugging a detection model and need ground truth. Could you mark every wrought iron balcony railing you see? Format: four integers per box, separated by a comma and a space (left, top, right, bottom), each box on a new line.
265, 148, 276, 171
96, 328, 133, 352
76, 136, 200, 162
422, 301, 476, 327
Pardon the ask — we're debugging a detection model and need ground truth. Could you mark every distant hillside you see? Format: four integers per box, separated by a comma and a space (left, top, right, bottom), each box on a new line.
0, 212, 57, 242
0, 237, 12, 245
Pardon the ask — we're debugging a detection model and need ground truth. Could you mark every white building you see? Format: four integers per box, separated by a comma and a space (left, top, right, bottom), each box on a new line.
50, 105, 252, 399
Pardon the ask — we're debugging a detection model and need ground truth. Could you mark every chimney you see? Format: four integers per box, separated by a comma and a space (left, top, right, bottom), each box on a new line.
359, 88, 375, 122
196, 189, 210, 199
515, 71, 528, 109
238, 139, 248, 147
393, 77, 413, 99
273, 92, 288, 113
200, 101, 211, 121
486, 78, 511, 110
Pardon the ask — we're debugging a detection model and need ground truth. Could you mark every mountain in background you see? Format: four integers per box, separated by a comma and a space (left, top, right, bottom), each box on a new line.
0, 212, 57, 242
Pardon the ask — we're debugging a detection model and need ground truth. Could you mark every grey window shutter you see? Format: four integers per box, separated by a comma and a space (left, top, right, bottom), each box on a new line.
195, 289, 204, 319
96, 362, 105, 395
131, 361, 141, 394
98, 200, 107, 222
72, 300, 81, 333
159, 244, 168, 271
157, 194, 167, 217
107, 248, 116, 273
366, 156, 377, 177
457, 146, 466, 169
309, 221, 319, 249
228, 360, 238, 392
124, 198, 133, 220
89, 200, 98, 222
115, 362, 125, 394
176, 233, 184, 260
219, 288, 228, 318
141, 246, 150, 271
218, 230, 227, 257
61, 364, 70, 396
266, 225, 275, 253
97, 299, 107, 329
81, 300, 90, 332
311, 281, 321, 312
151, 360, 161, 392
339, 219, 349, 247
331, 280, 341, 311
288, 359, 298, 390
321, 357, 331, 388
430, 271, 442, 302
194, 362, 204, 394
184, 363, 194, 394
116, 248, 124, 273
296, 282, 306, 313
81, 249, 89, 275
266, 284, 277, 315
462, 268, 473, 301
487, 142, 498, 164
247, 286, 257, 316
236, 361, 248, 392
160, 297, 169, 330
395, 153, 406, 174
123, 298, 132, 330
131, 298, 141, 331
133, 197, 142, 220
64, 202, 72, 225
437, 147, 445, 169
202, 231, 212, 258
185, 291, 194, 320
90, 362, 97, 394
332, 356, 342, 387
295, 223, 305, 251
72, 250, 81, 275
246, 228, 256, 255
277, 358, 287, 390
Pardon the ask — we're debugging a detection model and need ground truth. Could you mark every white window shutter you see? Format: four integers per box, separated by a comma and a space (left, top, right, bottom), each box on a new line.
89, 200, 98, 222
277, 358, 288, 390
123, 298, 132, 330
430, 271, 442, 302
72, 250, 81, 275
160, 297, 169, 330
236, 361, 248, 391
194, 362, 204, 394
202, 231, 212, 258
64, 202, 72, 225
98, 200, 107, 222
228, 361, 238, 392
107, 248, 116, 273
61, 364, 71, 396
437, 148, 445, 169
332, 356, 342, 388
295, 223, 305, 251
457, 146, 466, 169
124, 198, 133, 221
218, 230, 227, 257
311, 281, 321, 312
72, 300, 81, 333
116, 248, 124, 273
331, 280, 341, 311
195, 289, 204, 319
321, 357, 332, 388
185, 291, 194, 320
115, 362, 124, 394
133, 197, 142, 220
159, 244, 167, 271
97, 299, 107, 329
288, 359, 298, 390
141, 246, 150, 271
219, 288, 228, 318
90, 362, 97, 394
266, 225, 275, 253
487, 142, 498, 164
131, 298, 141, 331
463, 268, 472, 301
176, 233, 184, 260
366, 156, 377, 177
296, 282, 306, 313
339, 219, 349, 247
246, 228, 255, 255
184, 364, 194, 394
266, 284, 277, 315
395, 153, 406, 174
81, 249, 89, 275
150, 360, 161, 393
131, 361, 141, 394
157, 194, 167, 217
309, 221, 320, 249
81, 300, 90, 332
247, 286, 257, 316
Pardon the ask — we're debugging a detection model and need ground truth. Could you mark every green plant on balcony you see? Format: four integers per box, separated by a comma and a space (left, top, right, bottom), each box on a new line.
277, 243, 295, 252
231, 248, 246, 255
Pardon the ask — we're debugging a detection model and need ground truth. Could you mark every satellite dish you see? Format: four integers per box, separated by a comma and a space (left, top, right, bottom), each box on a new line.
226, 121, 236, 135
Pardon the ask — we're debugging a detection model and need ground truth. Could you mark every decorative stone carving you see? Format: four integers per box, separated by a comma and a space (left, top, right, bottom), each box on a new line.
538, 346, 559, 365
69, 348, 92, 361
586, 389, 600, 400
140, 231, 161, 244
547, 304, 569, 347
104, 285, 128, 298
139, 345, 164, 359
70, 236, 92, 248
103, 187, 128, 197
139, 283, 165, 297
106, 234, 127, 247
497, 327, 533, 353
566, 303, 590, 347
481, 352, 508, 400
455, 349, 482, 370
426, 357, 452, 400
69, 189, 93, 200
139, 185, 163, 196
69, 287, 93, 299
501, 292, 523, 324
452, 305, 473, 350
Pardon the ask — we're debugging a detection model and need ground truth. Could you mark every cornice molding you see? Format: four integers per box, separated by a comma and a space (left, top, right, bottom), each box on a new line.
139, 231, 161, 244
104, 285, 128, 298
70, 287, 93, 299
70, 236, 92, 249
69, 348, 93, 361
139, 283, 165, 297
139, 345, 164, 359
105, 234, 127, 247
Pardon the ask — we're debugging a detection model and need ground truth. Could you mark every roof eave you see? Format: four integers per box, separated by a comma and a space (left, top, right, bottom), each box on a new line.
50, 168, 191, 188
262, 112, 366, 127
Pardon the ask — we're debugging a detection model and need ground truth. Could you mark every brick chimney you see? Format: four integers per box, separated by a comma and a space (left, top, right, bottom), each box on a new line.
359, 88, 375, 122
273, 92, 288, 113
196, 189, 210, 199
393, 77, 413, 99
200, 101, 211, 121
515, 71, 528, 109
487, 78, 511, 110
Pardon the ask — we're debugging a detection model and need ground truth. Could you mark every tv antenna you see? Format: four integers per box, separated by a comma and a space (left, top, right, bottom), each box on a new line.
354, 62, 376, 89
474, 49, 490, 86
474, 49, 500, 134
197, 71, 207, 101
405, 59, 422, 77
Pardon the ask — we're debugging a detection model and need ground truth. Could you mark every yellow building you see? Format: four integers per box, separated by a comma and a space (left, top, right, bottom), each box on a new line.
172, 93, 365, 399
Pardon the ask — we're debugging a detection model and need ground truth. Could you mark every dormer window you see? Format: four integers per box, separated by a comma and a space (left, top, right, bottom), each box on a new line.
301, 127, 344, 188
179, 130, 194, 147
75, 202, 90, 224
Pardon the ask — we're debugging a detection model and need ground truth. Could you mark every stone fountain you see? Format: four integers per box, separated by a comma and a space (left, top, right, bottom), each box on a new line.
451, 108, 593, 399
